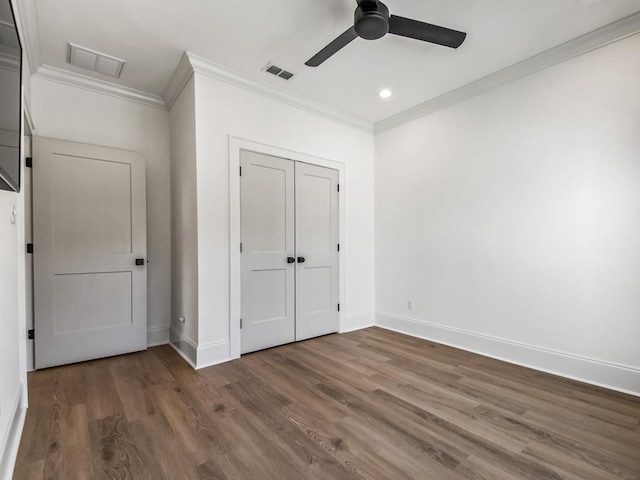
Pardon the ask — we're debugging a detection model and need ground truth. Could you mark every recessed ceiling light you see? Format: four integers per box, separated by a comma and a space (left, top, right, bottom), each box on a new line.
378, 88, 392, 99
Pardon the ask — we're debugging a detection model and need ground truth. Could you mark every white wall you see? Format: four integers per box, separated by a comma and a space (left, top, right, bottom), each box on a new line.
169, 77, 199, 363
375, 34, 640, 395
0, 179, 25, 478
31, 78, 172, 346
173, 71, 375, 365
0, 5, 29, 471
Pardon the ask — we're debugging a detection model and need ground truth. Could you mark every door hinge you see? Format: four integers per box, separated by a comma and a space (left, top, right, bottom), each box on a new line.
28, 329, 34, 340
337, 243, 340, 252
337, 303, 340, 312
26, 157, 33, 168
240, 242, 243, 253
239, 166, 242, 176
26, 243, 33, 254
337, 183, 340, 192
240, 318, 243, 329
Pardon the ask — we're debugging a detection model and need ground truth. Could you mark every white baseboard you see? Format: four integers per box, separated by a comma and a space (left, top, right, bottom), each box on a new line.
341, 312, 375, 333
169, 326, 197, 368
147, 325, 170, 347
196, 340, 230, 369
375, 313, 640, 397
0, 383, 27, 479
169, 327, 230, 370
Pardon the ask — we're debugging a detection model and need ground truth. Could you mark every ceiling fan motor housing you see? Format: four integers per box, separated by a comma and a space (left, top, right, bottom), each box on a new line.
354, 1, 390, 40
305, 0, 466, 67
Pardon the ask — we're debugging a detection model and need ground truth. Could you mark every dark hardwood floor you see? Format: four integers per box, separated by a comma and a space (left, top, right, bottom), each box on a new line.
13, 327, 640, 479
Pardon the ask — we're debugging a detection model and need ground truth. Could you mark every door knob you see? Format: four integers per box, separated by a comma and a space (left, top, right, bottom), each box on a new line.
287, 257, 296, 263
297, 256, 306, 263
135, 258, 145, 266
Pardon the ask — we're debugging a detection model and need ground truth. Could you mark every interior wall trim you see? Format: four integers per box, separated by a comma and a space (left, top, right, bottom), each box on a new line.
33, 64, 167, 110
162, 52, 195, 110
374, 13, 640, 133
0, 382, 27, 479
342, 312, 375, 333
169, 327, 228, 369
196, 340, 230, 370
375, 312, 640, 397
170, 52, 373, 133
147, 325, 170, 347
169, 326, 198, 368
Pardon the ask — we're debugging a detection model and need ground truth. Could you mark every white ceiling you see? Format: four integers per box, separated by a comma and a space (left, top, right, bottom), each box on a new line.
31, 0, 640, 123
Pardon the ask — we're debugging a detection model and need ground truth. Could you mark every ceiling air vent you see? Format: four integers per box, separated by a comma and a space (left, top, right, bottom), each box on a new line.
67, 43, 125, 78
262, 62, 294, 81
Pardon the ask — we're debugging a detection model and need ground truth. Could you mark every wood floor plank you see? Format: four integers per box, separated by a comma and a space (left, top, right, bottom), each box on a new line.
14, 405, 48, 465
43, 403, 63, 479
14, 327, 640, 480
148, 381, 231, 465
314, 381, 467, 476
457, 365, 640, 431
210, 414, 310, 480
456, 455, 525, 480
522, 441, 636, 480
194, 460, 228, 480
12, 459, 44, 480
521, 409, 640, 467
368, 389, 563, 480
222, 380, 358, 479
85, 362, 124, 422
281, 401, 414, 480
88, 413, 145, 479
128, 412, 200, 479
336, 414, 462, 480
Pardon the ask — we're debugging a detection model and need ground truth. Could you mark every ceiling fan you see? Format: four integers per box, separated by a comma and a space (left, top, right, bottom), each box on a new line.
305, 0, 467, 67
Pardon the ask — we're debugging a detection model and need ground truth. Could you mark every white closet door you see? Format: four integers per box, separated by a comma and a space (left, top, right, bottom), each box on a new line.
240, 151, 295, 354
33, 137, 147, 368
295, 162, 339, 341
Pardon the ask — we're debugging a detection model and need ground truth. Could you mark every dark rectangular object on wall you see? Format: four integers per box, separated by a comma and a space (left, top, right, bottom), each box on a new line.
0, 0, 24, 192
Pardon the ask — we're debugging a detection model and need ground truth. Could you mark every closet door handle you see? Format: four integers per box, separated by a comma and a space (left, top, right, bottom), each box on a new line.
297, 256, 306, 263
287, 257, 296, 264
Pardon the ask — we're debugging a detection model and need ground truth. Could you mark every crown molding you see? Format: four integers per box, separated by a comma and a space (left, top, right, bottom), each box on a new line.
34, 64, 167, 110
167, 52, 373, 133
162, 52, 194, 110
13, 0, 167, 111
375, 12, 640, 134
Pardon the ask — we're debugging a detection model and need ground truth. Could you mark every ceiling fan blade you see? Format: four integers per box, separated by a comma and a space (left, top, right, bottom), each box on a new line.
305, 27, 358, 67
388, 15, 466, 49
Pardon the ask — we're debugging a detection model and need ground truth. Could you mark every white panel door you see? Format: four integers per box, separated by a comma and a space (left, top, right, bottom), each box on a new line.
240, 150, 295, 354
295, 162, 339, 341
33, 137, 147, 369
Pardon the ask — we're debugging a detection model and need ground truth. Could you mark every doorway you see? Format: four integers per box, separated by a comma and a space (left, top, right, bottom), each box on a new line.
32, 137, 148, 368
240, 150, 339, 354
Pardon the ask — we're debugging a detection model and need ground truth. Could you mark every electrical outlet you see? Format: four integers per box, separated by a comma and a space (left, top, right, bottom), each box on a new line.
408, 299, 414, 311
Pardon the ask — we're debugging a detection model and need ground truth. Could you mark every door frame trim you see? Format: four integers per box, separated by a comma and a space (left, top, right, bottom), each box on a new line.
229, 136, 346, 360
